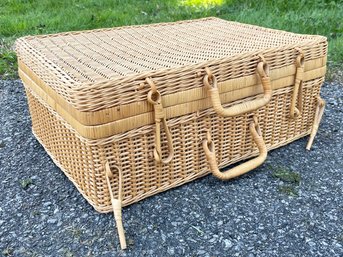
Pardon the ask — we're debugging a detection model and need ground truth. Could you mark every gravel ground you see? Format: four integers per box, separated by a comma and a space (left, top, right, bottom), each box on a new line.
0, 80, 342, 257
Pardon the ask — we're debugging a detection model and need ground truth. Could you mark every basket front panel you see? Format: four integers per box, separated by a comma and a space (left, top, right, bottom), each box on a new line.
25, 77, 323, 213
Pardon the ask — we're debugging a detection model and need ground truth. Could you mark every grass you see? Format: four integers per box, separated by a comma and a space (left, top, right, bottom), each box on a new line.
66, 226, 83, 238
19, 178, 33, 189
0, 0, 342, 79
278, 185, 299, 197
270, 166, 301, 197
271, 167, 301, 185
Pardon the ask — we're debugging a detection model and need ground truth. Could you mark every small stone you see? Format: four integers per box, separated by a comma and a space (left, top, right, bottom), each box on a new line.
167, 247, 175, 255
223, 239, 233, 249
161, 232, 166, 242
308, 241, 316, 247
43, 201, 52, 207
47, 218, 57, 224
209, 237, 216, 243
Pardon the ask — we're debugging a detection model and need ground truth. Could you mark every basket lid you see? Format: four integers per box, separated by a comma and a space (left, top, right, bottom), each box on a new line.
16, 17, 322, 86
17, 17, 327, 137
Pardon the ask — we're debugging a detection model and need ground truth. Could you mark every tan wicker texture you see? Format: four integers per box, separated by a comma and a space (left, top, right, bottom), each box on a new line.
24, 76, 323, 210
16, 17, 326, 119
16, 17, 327, 249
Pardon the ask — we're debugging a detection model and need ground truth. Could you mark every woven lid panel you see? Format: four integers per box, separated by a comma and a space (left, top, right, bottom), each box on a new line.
16, 17, 327, 111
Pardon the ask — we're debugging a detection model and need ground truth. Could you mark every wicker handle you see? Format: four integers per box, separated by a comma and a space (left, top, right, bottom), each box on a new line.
203, 60, 272, 117
203, 117, 267, 180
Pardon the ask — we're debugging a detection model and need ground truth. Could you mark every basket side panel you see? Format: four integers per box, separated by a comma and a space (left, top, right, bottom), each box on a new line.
24, 76, 323, 213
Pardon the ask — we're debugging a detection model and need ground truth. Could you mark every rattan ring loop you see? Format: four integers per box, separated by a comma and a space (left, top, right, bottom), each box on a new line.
203, 74, 217, 89
147, 90, 162, 105
257, 61, 269, 78
145, 77, 158, 93
296, 53, 305, 68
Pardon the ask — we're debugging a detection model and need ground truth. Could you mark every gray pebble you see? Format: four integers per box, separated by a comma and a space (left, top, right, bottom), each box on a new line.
223, 239, 233, 249
47, 219, 57, 224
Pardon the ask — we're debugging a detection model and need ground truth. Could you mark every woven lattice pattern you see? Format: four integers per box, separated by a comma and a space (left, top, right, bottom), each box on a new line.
17, 18, 327, 215
25, 78, 322, 212
16, 17, 327, 112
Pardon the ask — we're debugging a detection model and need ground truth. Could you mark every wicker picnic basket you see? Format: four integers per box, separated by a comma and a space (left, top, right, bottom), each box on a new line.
16, 17, 327, 249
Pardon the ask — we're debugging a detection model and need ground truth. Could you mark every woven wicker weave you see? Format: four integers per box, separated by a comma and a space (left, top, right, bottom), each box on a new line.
16, 17, 327, 249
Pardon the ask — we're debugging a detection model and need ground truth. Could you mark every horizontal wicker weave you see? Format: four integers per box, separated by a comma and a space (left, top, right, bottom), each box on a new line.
16, 17, 327, 249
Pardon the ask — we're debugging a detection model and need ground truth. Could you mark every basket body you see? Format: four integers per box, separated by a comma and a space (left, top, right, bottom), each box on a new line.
16, 18, 327, 213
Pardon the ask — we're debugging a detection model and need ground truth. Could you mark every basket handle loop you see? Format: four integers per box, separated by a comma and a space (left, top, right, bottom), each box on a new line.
105, 161, 127, 250
203, 57, 272, 117
290, 49, 305, 118
146, 78, 174, 164
203, 116, 268, 180
306, 96, 325, 150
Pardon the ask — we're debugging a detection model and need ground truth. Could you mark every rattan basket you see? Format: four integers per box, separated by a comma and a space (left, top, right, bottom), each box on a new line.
16, 17, 327, 249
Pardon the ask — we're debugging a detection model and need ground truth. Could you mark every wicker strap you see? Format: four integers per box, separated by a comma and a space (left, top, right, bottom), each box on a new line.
204, 59, 272, 117
306, 96, 326, 150
105, 162, 127, 250
203, 116, 267, 180
146, 78, 174, 164
290, 50, 305, 118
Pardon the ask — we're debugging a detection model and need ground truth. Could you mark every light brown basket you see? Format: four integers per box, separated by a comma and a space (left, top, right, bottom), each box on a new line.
16, 17, 327, 249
